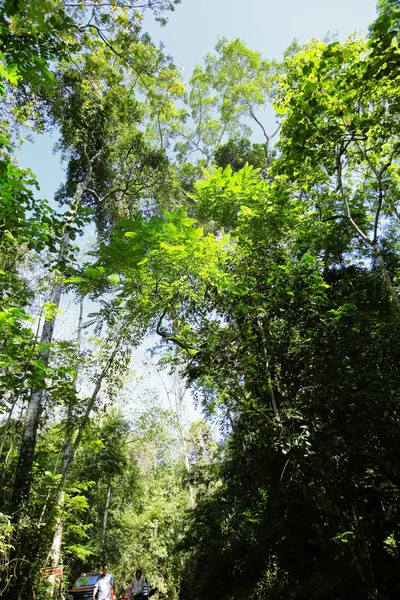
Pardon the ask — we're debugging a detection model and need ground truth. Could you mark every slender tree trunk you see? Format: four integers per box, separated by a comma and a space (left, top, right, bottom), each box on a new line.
101, 480, 112, 546
0, 304, 44, 462
0, 395, 19, 461
373, 242, 400, 311
11, 166, 93, 517
182, 439, 195, 509
0, 397, 20, 492
46, 302, 84, 595
161, 370, 196, 508
51, 339, 123, 512
47, 492, 64, 597
256, 318, 279, 417
59, 300, 84, 496
338, 158, 400, 312
11, 256, 66, 514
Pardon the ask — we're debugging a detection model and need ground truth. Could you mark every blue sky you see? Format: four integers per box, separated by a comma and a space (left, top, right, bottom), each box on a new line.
148, 0, 377, 73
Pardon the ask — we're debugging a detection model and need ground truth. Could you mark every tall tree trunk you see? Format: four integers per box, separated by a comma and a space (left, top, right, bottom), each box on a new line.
46, 302, 84, 595
162, 370, 196, 508
373, 242, 400, 312
46, 307, 122, 568
182, 438, 195, 509
51, 338, 123, 513
11, 165, 93, 517
101, 480, 112, 546
59, 300, 84, 499
11, 252, 67, 515
0, 305, 43, 465
47, 492, 64, 598
39, 337, 122, 598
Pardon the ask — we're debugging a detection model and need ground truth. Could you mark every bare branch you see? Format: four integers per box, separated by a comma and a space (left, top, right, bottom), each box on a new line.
248, 106, 269, 143
336, 154, 372, 247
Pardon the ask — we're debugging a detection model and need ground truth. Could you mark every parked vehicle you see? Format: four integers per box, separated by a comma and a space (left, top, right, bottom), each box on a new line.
67, 572, 101, 600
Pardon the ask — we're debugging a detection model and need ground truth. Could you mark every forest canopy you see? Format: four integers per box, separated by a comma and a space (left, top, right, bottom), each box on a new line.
1, 1, 400, 599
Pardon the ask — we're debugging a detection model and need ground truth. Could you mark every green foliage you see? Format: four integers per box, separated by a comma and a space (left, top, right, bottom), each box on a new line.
0, 0, 73, 95
3, 3, 400, 600
214, 137, 266, 172
0, 512, 13, 556
172, 37, 279, 166
173, 7, 400, 597
0, 2, 187, 598
107, 408, 192, 599
273, 14, 400, 306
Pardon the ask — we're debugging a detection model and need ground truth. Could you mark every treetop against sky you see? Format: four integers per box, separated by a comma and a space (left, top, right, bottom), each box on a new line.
18, 0, 377, 196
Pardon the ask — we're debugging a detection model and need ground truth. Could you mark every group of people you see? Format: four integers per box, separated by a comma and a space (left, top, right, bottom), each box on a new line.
93, 564, 151, 600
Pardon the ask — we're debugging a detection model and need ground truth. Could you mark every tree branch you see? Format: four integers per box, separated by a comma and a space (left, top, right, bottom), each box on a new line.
336, 154, 372, 247
156, 309, 196, 352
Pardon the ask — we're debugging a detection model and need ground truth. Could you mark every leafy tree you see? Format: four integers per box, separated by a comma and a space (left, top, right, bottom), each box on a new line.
177, 172, 400, 600
274, 14, 400, 308
214, 137, 266, 172
0, 2, 186, 598
9, 0, 185, 528
93, 106, 400, 599
171, 38, 280, 168
4, 3, 400, 600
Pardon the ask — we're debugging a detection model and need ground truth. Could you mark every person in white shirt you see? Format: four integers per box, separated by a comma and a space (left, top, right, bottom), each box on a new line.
128, 569, 144, 600
93, 564, 115, 600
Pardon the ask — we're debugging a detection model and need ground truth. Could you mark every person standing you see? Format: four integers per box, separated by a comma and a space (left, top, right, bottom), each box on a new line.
129, 569, 144, 600
93, 564, 115, 600
142, 578, 149, 600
